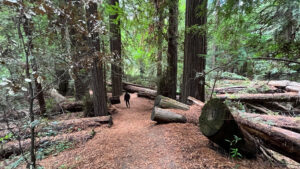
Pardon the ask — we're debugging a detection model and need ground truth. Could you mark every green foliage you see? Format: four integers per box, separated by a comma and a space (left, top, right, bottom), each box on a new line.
225, 135, 243, 159
36, 141, 74, 160
0, 132, 13, 144
220, 72, 248, 80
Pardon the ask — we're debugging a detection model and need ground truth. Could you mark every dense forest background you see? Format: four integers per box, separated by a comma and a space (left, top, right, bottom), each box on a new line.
0, 0, 300, 168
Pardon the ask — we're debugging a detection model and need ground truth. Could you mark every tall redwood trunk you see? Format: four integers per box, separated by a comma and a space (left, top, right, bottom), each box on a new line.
23, 16, 46, 115
156, 1, 164, 78
165, 0, 178, 99
86, 1, 108, 116
67, 0, 89, 100
110, 0, 123, 97
181, 0, 207, 103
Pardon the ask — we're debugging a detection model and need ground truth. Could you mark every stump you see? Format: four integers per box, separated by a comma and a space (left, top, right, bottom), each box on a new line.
151, 107, 187, 123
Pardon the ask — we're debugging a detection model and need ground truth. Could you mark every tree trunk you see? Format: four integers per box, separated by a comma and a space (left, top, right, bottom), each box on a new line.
155, 95, 190, 110
200, 99, 300, 162
165, 0, 178, 99
23, 16, 46, 115
216, 92, 300, 102
110, 0, 123, 97
86, 2, 108, 116
67, 1, 89, 100
155, 0, 164, 79
181, 0, 207, 103
151, 107, 187, 123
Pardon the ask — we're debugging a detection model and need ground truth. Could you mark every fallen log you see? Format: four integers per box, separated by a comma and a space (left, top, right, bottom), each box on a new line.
213, 86, 247, 94
1, 116, 112, 140
137, 91, 156, 99
199, 99, 257, 157
286, 86, 300, 93
216, 92, 300, 102
200, 99, 300, 162
187, 96, 205, 107
0, 130, 94, 159
123, 83, 157, 99
151, 107, 187, 123
237, 113, 300, 133
60, 101, 83, 112
155, 95, 190, 110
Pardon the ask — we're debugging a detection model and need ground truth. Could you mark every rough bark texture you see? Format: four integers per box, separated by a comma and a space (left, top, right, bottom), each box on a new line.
67, 1, 89, 100
151, 107, 187, 123
164, 0, 178, 99
155, 95, 190, 110
216, 93, 300, 102
86, 2, 108, 116
155, 0, 164, 79
235, 114, 300, 163
110, 0, 123, 97
181, 0, 207, 103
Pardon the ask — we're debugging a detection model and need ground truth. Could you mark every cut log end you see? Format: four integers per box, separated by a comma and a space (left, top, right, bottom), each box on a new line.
151, 107, 187, 123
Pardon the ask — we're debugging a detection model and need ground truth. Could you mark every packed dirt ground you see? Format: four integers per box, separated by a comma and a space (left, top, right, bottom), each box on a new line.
37, 94, 288, 169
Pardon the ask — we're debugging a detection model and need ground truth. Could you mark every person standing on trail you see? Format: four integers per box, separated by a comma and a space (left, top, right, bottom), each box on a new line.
124, 91, 130, 108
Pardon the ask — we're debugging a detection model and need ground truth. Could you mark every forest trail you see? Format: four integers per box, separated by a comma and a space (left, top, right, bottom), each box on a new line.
39, 94, 281, 169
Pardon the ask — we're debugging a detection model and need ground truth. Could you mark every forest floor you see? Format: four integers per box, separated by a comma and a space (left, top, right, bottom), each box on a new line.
38, 93, 286, 169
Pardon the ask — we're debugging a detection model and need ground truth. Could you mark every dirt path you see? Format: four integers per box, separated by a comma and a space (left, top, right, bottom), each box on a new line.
39, 94, 281, 169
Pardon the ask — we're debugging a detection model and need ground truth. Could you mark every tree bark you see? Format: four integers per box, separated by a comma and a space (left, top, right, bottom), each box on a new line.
181, 0, 207, 103
155, 95, 190, 110
110, 0, 123, 97
165, 0, 178, 99
67, 0, 89, 100
151, 107, 187, 123
86, 2, 108, 116
155, 0, 164, 79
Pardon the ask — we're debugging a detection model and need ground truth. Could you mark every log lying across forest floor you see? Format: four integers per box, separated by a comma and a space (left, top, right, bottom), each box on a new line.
199, 98, 300, 163
0, 116, 112, 141
151, 107, 187, 123
216, 92, 300, 102
0, 130, 94, 159
122, 82, 157, 99
155, 95, 190, 110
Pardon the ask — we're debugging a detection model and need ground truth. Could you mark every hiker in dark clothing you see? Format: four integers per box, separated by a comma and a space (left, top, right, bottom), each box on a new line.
124, 91, 130, 108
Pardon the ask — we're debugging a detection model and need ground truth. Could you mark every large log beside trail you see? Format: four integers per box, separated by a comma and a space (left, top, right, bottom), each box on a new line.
200, 99, 300, 162
216, 92, 300, 102
155, 95, 190, 110
0, 130, 94, 159
0, 116, 112, 140
151, 107, 187, 123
